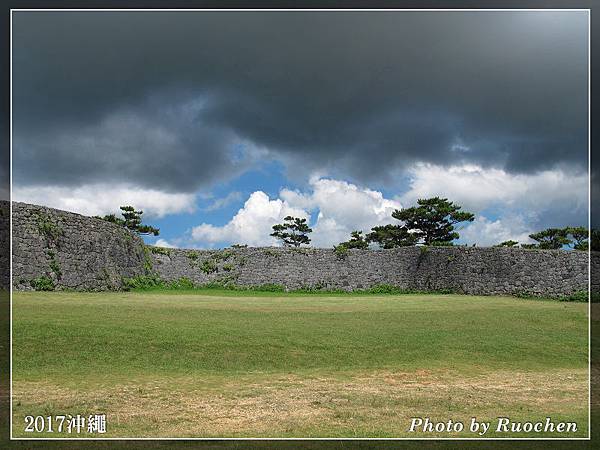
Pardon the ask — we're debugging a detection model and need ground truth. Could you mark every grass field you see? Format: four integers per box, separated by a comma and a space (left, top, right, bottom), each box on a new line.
11, 290, 588, 438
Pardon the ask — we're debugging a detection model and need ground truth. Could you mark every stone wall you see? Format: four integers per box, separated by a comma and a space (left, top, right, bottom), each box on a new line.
11, 202, 146, 290
8, 202, 592, 296
150, 245, 589, 297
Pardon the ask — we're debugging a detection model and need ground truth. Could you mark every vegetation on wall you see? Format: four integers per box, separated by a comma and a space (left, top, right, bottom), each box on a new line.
37, 214, 63, 246
97, 206, 160, 236
200, 259, 218, 274
213, 249, 233, 261
46, 250, 62, 281
142, 246, 154, 275
149, 246, 172, 256
187, 251, 199, 262
332, 244, 349, 260
494, 240, 519, 248
117, 274, 588, 302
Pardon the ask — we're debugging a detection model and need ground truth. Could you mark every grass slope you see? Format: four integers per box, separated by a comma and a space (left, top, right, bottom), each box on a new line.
11, 292, 588, 438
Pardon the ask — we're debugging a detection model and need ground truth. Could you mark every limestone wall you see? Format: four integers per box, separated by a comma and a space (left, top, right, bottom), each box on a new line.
8, 202, 591, 296
150, 245, 589, 297
11, 202, 146, 290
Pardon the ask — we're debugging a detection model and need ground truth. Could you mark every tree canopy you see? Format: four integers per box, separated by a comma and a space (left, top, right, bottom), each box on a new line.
567, 226, 589, 251
365, 225, 417, 249
337, 230, 369, 250
524, 226, 588, 250
391, 197, 475, 245
528, 228, 571, 249
364, 197, 475, 249
270, 216, 312, 247
98, 206, 160, 236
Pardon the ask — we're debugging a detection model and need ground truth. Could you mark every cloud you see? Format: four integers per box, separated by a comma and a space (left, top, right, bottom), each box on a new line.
191, 191, 308, 247
12, 11, 588, 193
188, 167, 588, 248
203, 191, 243, 211
282, 178, 402, 247
399, 163, 588, 221
11, 12, 588, 242
13, 97, 264, 193
190, 178, 401, 248
459, 215, 535, 247
13, 183, 197, 218
396, 164, 588, 243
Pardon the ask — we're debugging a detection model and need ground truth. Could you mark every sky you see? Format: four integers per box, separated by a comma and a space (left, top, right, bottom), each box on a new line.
10, 10, 589, 248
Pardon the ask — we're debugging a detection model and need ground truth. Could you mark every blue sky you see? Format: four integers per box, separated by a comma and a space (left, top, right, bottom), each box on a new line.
149, 160, 296, 246
138, 162, 587, 249
11, 11, 589, 248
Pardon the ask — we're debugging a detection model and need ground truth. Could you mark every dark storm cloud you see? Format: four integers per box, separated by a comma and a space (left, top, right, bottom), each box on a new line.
12, 10, 588, 192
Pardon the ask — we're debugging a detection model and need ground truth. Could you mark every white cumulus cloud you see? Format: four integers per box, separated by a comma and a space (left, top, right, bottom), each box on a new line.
13, 183, 197, 218
459, 214, 535, 247
398, 163, 588, 214
394, 164, 589, 246
191, 191, 308, 247
190, 178, 402, 248
282, 178, 402, 247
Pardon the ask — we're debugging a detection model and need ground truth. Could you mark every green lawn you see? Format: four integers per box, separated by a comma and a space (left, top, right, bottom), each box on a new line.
11, 291, 589, 438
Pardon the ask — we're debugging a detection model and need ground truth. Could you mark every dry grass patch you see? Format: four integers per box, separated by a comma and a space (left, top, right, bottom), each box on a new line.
12, 368, 588, 438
